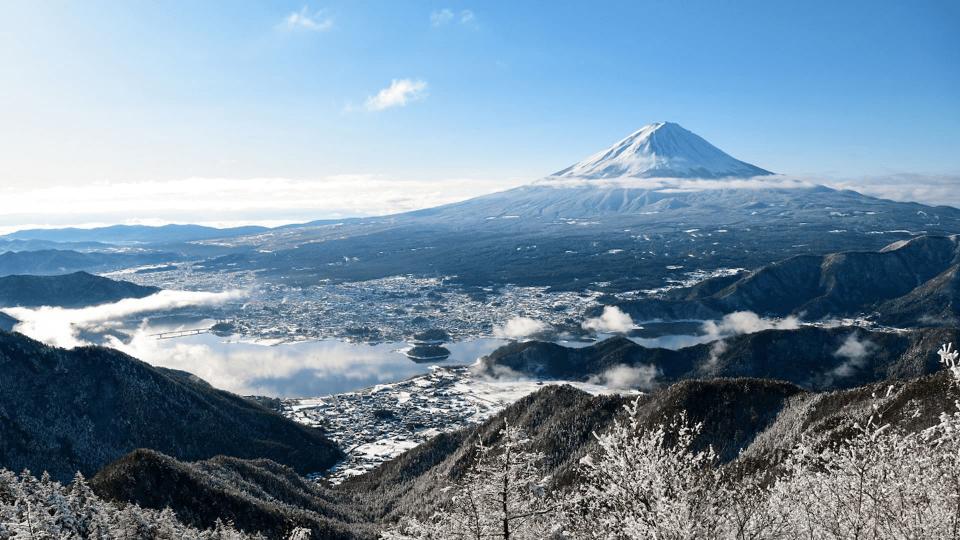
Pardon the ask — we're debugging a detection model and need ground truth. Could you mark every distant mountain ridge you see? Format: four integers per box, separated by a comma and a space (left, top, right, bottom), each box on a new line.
553, 122, 774, 179
0, 331, 343, 483
0, 271, 159, 308
608, 235, 960, 325
0, 238, 114, 253
0, 249, 175, 276
3, 223, 269, 245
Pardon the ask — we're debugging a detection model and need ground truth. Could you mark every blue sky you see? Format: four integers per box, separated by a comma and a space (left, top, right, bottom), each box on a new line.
0, 0, 957, 227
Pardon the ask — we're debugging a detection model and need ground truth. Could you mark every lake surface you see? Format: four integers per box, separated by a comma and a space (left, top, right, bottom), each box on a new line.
3, 296, 711, 398
117, 330, 509, 398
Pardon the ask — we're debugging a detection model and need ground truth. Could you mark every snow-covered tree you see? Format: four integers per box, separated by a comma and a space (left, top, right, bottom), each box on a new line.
0, 468, 294, 539
382, 421, 564, 539
763, 342, 960, 539
562, 342, 960, 539
567, 405, 730, 539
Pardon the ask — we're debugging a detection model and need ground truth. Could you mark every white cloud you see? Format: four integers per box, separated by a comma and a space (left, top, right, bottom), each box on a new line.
821, 173, 960, 210
830, 333, 873, 379
701, 339, 728, 373
630, 333, 712, 350
582, 306, 636, 334
534, 173, 960, 211
0, 175, 524, 233
430, 8, 475, 27
537, 175, 816, 191
3, 290, 245, 348
474, 362, 530, 381
281, 6, 333, 32
588, 364, 659, 390
3, 293, 503, 396
109, 331, 434, 397
430, 8, 454, 26
364, 79, 428, 111
701, 311, 800, 340
494, 316, 548, 340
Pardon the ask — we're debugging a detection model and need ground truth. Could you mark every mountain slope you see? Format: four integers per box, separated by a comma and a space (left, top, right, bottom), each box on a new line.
0, 249, 176, 276
0, 271, 159, 308
0, 312, 16, 332
553, 122, 774, 179
203, 185, 960, 293
480, 326, 958, 391
876, 264, 960, 326
341, 372, 953, 523
92, 450, 372, 539
92, 367, 959, 533
356, 368, 955, 521
0, 331, 343, 482
200, 125, 960, 292
610, 235, 960, 323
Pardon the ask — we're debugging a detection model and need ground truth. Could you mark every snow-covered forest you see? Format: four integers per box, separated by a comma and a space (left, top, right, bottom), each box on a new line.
383, 344, 960, 539
0, 471, 314, 539
4, 343, 959, 539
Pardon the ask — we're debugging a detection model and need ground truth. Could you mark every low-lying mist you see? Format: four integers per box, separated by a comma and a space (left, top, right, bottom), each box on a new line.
3, 290, 244, 348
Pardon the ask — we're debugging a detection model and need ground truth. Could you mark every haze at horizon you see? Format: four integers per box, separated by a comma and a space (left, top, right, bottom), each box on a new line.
1, 0, 957, 230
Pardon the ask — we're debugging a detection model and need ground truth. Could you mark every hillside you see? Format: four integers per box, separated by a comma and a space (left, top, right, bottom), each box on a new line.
0, 331, 343, 483
343, 368, 957, 522
92, 450, 373, 539
88, 365, 959, 534
0, 271, 159, 308
876, 264, 960, 326
0, 312, 15, 331
609, 235, 960, 325
479, 326, 958, 391
0, 248, 175, 276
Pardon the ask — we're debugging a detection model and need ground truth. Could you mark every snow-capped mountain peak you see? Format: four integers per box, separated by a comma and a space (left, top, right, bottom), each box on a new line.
552, 122, 774, 179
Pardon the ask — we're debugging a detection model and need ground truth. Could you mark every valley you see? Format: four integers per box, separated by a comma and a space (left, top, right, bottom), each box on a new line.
2, 121, 958, 539
283, 366, 624, 483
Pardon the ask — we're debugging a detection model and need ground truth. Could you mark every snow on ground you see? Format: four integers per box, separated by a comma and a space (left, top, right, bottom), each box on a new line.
283, 365, 636, 483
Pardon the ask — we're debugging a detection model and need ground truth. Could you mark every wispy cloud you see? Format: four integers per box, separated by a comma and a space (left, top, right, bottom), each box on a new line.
281, 6, 333, 32
821, 173, 960, 210
534, 172, 960, 211
537, 175, 816, 191
364, 79, 428, 111
430, 8, 476, 27
587, 364, 659, 390
830, 333, 873, 379
430, 8, 455, 26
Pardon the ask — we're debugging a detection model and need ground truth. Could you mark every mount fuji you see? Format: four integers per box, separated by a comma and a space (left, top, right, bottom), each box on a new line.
202, 123, 960, 292
552, 121, 773, 179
